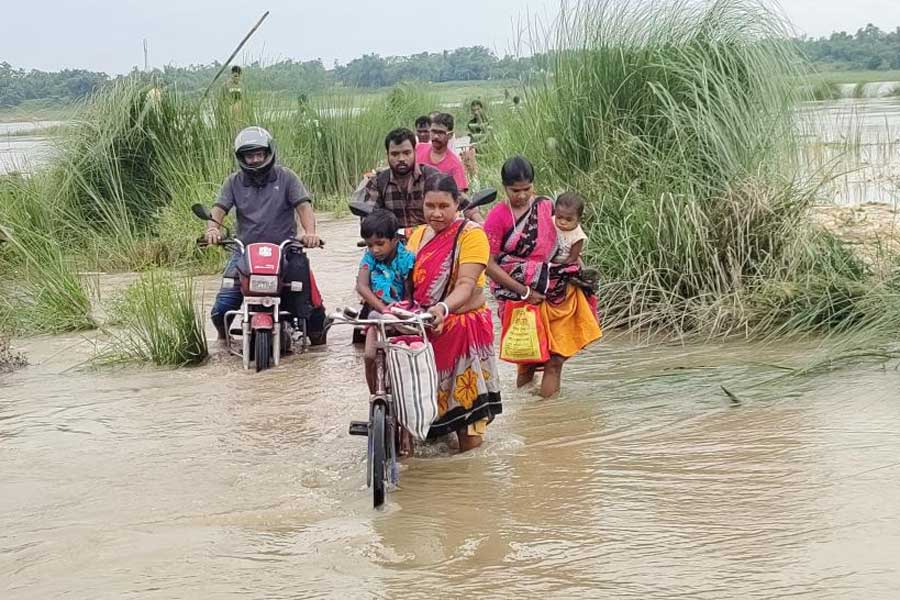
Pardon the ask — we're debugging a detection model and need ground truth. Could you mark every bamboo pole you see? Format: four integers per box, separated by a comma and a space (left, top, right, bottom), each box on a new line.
202, 11, 270, 99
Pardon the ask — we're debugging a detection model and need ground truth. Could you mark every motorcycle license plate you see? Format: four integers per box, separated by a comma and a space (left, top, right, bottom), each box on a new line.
249, 275, 278, 294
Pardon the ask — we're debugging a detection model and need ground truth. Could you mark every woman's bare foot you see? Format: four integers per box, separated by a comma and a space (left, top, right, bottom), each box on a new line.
398, 430, 415, 458
456, 428, 483, 452
517, 364, 538, 387
539, 356, 565, 398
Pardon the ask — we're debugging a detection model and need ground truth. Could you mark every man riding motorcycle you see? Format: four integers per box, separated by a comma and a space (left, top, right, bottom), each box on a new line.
207, 126, 328, 345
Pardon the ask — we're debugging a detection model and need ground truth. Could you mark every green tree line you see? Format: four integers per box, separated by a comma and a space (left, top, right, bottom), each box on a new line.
797, 24, 900, 70
3, 26, 898, 109
1, 46, 539, 109
0, 62, 109, 108
0, 46, 537, 109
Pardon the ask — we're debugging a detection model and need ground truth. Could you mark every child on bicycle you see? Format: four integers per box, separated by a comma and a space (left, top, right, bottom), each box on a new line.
356, 209, 416, 393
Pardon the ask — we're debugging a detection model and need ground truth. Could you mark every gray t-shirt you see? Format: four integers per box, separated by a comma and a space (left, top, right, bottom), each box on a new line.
214, 166, 311, 244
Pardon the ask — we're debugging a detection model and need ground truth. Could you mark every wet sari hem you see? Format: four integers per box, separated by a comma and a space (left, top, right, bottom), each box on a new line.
427, 392, 503, 439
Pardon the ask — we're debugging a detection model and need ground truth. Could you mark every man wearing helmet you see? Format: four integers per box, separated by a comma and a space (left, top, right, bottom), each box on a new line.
206, 126, 328, 345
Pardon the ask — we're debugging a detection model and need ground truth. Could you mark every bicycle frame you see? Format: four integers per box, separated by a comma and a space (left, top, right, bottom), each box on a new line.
330, 308, 432, 503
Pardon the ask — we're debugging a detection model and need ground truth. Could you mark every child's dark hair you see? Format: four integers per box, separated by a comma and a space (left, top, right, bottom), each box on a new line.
500, 155, 535, 186
556, 191, 585, 218
415, 115, 431, 128
231, 65, 242, 75
360, 209, 399, 240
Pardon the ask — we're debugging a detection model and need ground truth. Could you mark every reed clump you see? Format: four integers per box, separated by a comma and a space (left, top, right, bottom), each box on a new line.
493, 0, 900, 338
0, 78, 435, 342
95, 271, 207, 367
0, 176, 95, 334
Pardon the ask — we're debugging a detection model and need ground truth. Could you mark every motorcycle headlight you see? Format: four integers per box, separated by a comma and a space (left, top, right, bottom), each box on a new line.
249, 275, 278, 294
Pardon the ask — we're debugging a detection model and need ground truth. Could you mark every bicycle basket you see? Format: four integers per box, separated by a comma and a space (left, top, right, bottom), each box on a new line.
386, 335, 439, 441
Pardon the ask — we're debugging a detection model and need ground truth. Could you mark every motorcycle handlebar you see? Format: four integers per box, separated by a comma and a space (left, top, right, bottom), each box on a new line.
289, 238, 325, 249
196, 237, 323, 250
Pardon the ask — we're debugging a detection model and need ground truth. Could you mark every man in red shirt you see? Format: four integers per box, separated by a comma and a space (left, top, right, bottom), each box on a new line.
416, 112, 469, 193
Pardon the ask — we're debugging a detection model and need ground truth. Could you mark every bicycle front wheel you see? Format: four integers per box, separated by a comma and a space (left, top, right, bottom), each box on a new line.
371, 402, 387, 508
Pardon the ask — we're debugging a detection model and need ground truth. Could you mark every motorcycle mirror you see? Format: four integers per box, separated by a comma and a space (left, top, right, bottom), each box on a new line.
459, 187, 498, 212
191, 203, 213, 222
348, 203, 373, 218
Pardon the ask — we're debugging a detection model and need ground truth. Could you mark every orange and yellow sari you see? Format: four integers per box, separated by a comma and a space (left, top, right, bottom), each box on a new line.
484, 197, 602, 360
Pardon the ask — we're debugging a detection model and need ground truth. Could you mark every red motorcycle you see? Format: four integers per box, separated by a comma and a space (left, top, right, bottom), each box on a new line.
193, 204, 324, 371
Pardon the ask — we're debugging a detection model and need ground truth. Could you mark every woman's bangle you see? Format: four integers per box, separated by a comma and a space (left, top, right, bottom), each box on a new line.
520, 286, 531, 300
436, 302, 450, 317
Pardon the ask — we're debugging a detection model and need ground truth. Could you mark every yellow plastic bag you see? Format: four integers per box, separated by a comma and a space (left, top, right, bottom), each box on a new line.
499, 301, 549, 364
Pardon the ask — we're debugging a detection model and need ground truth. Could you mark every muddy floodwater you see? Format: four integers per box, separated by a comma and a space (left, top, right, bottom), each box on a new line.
2, 217, 899, 599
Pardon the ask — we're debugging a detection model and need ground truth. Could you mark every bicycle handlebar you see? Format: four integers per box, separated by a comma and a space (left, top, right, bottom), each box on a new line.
329, 306, 435, 326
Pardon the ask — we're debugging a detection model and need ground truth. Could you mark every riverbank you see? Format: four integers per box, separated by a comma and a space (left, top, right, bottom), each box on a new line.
812, 202, 900, 265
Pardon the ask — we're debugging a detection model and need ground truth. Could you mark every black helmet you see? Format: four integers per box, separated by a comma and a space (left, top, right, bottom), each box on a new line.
234, 126, 276, 177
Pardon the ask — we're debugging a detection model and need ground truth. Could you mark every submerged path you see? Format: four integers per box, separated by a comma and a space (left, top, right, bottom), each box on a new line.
2, 217, 900, 598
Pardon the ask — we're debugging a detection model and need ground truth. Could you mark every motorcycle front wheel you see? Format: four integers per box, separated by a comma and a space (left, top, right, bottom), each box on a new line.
255, 330, 272, 372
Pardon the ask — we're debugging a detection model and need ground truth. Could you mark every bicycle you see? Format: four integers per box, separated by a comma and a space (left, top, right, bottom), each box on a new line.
329, 306, 434, 508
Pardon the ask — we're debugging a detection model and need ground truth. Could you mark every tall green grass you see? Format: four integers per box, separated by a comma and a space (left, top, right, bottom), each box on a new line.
0, 176, 96, 334
491, 0, 900, 338
95, 271, 207, 366
1, 77, 438, 346
38, 78, 436, 267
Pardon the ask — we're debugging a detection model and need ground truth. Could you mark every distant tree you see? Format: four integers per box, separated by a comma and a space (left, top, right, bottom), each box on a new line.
796, 24, 900, 71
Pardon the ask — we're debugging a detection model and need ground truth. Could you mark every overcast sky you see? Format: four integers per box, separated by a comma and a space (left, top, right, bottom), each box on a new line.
3, 0, 900, 74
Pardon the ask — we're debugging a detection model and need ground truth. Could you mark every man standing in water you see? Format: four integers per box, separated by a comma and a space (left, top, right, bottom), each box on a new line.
206, 126, 328, 345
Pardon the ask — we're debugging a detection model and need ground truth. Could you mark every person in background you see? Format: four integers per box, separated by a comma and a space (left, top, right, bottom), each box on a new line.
226, 65, 242, 101
416, 113, 468, 193
415, 115, 431, 146
467, 99, 490, 147
224, 65, 243, 120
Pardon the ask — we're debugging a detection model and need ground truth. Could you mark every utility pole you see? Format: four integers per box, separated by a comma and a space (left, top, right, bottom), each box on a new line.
143, 39, 150, 72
